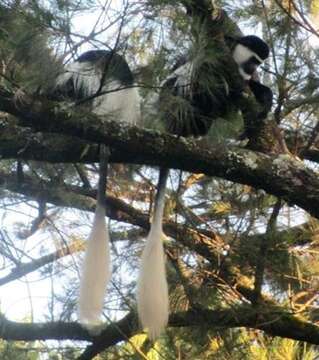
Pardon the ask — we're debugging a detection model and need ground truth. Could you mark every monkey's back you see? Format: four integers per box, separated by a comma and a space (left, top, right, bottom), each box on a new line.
159, 59, 238, 137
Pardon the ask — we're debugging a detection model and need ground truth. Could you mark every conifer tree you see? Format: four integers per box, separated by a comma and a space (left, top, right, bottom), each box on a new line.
0, 0, 319, 358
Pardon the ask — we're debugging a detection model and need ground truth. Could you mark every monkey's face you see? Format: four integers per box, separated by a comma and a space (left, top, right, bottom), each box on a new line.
232, 43, 263, 80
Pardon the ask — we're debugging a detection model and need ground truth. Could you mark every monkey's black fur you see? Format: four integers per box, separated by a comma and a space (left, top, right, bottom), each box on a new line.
160, 35, 272, 138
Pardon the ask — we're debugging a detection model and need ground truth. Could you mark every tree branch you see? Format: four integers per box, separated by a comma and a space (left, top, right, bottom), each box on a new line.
0, 169, 225, 266
0, 241, 83, 286
1, 306, 319, 355
0, 89, 319, 218
2, 120, 319, 165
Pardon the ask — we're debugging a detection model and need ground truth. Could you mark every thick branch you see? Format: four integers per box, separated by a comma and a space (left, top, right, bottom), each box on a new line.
170, 307, 319, 345
1, 307, 319, 353
0, 312, 136, 343
2, 121, 319, 166
0, 119, 99, 163
0, 90, 319, 218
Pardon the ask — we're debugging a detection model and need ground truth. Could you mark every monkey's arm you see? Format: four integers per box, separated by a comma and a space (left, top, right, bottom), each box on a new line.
248, 79, 273, 119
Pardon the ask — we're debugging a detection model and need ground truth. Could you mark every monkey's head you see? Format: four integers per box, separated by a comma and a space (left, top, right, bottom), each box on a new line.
232, 35, 269, 80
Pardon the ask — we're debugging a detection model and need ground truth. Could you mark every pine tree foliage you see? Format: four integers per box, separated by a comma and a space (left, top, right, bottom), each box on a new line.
1, 0, 319, 358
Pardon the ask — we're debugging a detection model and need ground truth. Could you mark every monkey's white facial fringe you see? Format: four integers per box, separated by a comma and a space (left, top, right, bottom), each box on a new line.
136, 220, 169, 340
232, 44, 258, 80
78, 204, 111, 329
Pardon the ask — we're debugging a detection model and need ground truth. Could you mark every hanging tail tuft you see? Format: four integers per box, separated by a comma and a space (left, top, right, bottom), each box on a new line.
78, 145, 111, 329
136, 168, 169, 340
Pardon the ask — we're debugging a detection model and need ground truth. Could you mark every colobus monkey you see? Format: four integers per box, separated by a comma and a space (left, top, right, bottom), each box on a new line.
53, 38, 271, 339
137, 35, 272, 339
161, 35, 271, 137
53, 50, 140, 328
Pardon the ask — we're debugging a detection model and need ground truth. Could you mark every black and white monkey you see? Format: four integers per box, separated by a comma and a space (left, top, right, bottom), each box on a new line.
54, 50, 168, 337
53, 50, 140, 328
160, 35, 272, 137
53, 35, 271, 339
136, 35, 272, 339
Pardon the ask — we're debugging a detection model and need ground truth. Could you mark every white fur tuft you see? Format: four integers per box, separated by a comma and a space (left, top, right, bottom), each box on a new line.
136, 220, 169, 340
232, 44, 263, 64
137, 169, 169, 340
93, 80, 141, 125
232, 44, 262, 80
56, 61, 141, 125
78, 204, 111, 328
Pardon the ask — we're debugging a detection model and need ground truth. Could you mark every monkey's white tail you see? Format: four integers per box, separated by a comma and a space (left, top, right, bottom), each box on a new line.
78, 145, 111, 329
78, 204, 111, 328
136, 168, 169, 340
